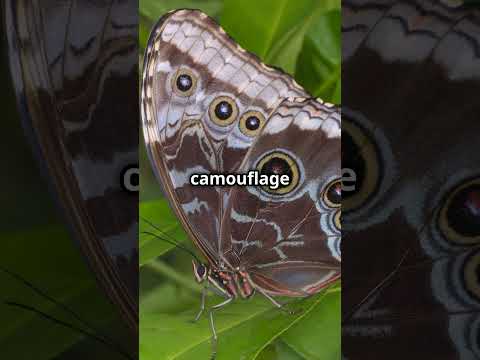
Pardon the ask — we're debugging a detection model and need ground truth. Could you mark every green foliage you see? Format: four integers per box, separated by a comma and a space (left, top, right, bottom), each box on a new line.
296, 9, 341, 104
140, 0, 341, 359
140, 200, 188, 266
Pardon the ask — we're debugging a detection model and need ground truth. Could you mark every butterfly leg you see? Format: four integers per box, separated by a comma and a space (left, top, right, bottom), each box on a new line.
208, 296, 234, 360
192, 284, 208, 322
256, 287, 295, 315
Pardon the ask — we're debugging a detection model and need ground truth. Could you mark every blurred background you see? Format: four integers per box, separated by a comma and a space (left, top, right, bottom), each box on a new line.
0, 1, 137, 359
139, 1, 341, 359
0, 30, 133, 360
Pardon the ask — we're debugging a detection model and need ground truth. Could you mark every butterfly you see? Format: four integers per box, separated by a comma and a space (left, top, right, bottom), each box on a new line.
342, 1, 480, 359
141, 9, 341, 358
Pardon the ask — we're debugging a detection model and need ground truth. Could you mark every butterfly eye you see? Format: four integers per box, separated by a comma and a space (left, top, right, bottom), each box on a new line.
463, 250, 480, 301
209, 96, 239, 126
342, 116, 380, 213
192, 261, 208, 282
256, 151, 300, 195
334, 211, 341, 230
323, 179, 341, 208
239, 111, 266, 137
172, 68, 197, 96
438, 178, 480, 245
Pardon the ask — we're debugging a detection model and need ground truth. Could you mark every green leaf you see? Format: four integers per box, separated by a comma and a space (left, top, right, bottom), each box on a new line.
140, 275, 199, 315
140, 199, 188, 266
140, 291, 328, 360
221, 0, 339, 74
295, 9, 341, 102
257, 340, 305, 360
282, 287, 341, 360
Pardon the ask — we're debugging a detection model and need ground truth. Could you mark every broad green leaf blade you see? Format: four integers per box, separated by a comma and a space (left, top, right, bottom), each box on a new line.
140, 200, 187, 266
282, 288, 341, 360
140, 291, 327, 360
257, 340, 306, 360
295, 9, 341, 102
221, 0, 339, 74
140, 276, 199, 315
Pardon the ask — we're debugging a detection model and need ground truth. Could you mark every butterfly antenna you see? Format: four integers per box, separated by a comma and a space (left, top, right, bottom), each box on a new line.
140, 216, 184, 245
141, 230, 201, 263
342, 247, 411, 324
140, 216, 203, 262
0, 266, 134, 360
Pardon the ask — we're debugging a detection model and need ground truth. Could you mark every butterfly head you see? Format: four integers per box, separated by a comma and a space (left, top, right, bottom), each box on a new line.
192, 260, 208, 283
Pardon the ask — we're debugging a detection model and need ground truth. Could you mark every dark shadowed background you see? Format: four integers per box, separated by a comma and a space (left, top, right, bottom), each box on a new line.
0, 1, 138, 359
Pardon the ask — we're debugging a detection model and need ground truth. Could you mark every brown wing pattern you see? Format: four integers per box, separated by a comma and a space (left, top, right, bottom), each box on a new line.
220, 98, 341, 296
342, 2, 480, 359
141, 10, 307, 262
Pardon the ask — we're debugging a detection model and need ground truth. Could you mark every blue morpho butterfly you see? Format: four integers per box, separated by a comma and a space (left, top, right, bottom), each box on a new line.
4, 0, 139, 343
342, 1, 480, 359
141, 9, 341, 359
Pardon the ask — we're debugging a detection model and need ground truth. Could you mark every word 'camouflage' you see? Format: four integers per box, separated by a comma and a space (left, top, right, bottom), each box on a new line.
190, 171, 291, 189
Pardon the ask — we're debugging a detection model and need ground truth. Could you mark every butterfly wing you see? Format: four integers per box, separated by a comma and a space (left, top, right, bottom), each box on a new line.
5, 0, 138, 331
220, 98, 341, 296
342, 1, 480, 358
141, 10, 307, 262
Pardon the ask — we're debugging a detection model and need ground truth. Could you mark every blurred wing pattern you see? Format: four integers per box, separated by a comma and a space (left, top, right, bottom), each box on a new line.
342, 1, 480, 359
5, 0, 138, 331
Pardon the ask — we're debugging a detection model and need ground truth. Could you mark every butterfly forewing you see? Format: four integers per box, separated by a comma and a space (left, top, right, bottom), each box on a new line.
142, 9, 307, 263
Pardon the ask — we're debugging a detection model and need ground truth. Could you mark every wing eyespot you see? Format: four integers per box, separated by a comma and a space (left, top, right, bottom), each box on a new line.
323, 179, 341, 208
342, 117, 380, 213
209, 96, 239, 126
172, 68, 197, 96
256, 151, 300, 195
239, 111, 266, 137
463, 250, 480, 300
438, 178, 480, 245
334, 210, 341, 230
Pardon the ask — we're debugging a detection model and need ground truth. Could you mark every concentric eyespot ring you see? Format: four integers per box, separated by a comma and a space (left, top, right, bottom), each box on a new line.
334, 210, 341, 230
342, 117, 380, 213
463, 250, 480, 300
209, 96, 239, 126
171, 68, 197, 96
438, 178, 480, 245
239, 111, 266, 137
256, 151, 300, 195
323, 179, 341, 208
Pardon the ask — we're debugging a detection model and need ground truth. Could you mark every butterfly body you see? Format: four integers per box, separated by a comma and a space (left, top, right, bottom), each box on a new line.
193, 261, 255, 300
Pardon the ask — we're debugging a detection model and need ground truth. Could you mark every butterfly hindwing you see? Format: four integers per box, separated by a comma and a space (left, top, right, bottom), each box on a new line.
219, 98, 341, 296
342, 1, 480, 358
